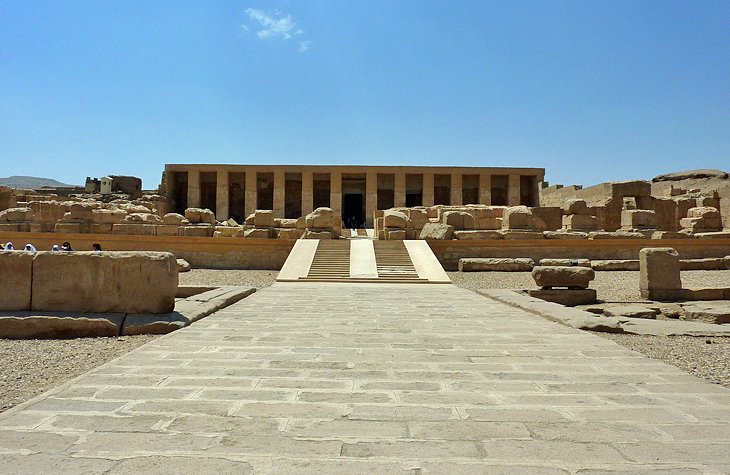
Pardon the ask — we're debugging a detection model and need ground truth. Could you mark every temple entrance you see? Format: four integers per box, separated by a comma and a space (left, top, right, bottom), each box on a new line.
342, 174, 366, 228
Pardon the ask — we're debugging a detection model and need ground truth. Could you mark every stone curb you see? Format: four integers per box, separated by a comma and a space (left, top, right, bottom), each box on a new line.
477, 289, 730, 337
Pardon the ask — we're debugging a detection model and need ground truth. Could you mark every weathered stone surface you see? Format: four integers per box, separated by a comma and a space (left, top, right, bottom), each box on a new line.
621, 209, 656, 229
543, 231, 588, 240
68, 202, 100, 220
419, 223, 454, 240
0, 207, 34, 222
640, 247, 682, 300
532, 266, 595, 289
254, 210, 274, 228
177, 225, 214, 237
92, 209, 127, 224
302, 230, 334, 239
453, 230, 502, 240
276, 218, 298, 228
603, 305, 658, 319
177, 259, 191, 272
112, 223, 157, 236
0, 313, 124, 338
651, 231, 691, 239
503, 206, 546, 230
531, 207, 562, 231
121, 313, 189, 335
681, 302, 730, 324
563, 199, 588, 215
442, 211, 475, 230
680, 258, 728, 271
386, 229, 406, 240
589, 231, 646, 239
185, 207, 216, 224
306, 207, 334, 229
162, 213, 188, 225
124, 212, 162, 224
501, 230, 545, 240
538, 258, 591, 268
407, 209, 429, 229
0, 251, 33, 311
276, 228, 302, 239
562, 214, 599, 231
243, 228, 272, 239
527, 289, 597, 306
383, 210, 408, 229
459, 258, 534, 272
591, 260, 640, 271
31, 251, 177, 313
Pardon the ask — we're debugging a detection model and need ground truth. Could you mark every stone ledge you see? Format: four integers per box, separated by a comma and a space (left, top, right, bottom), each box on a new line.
477, 289, 730, 336
0, 286, 256, 339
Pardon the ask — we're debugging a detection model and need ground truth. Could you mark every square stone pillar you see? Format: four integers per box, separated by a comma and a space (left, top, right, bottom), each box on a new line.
640, 247, 682, 300
187, 170, 201, 209
273, 170, 285, 217
422, 173, 434, 206
479, 173, 492, 205
394, 173, 406, 207
365, 171, 377, 227
244, 171, 257, 218
301, 171, 314, 217
330, 171, 342, 216
451, 174, 463, 205
215, 170, 229, 221
508, 174, 521, 206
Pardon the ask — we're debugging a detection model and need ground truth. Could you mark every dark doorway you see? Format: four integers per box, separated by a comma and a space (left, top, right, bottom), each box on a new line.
343, 193, 365, 229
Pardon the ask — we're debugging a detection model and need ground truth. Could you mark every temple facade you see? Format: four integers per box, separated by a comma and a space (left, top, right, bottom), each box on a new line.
163, 164, 545, 227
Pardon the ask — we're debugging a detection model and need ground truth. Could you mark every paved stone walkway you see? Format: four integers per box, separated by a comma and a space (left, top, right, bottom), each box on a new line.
2, 283, 730, 474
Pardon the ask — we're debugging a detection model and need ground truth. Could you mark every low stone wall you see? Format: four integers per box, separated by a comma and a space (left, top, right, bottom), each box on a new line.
0, 250, 177, 313
0, 231, 295, 269
428, 239, 730, 271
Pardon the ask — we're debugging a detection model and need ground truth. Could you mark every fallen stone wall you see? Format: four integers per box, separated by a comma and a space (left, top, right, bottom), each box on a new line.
0, 251, 177, 313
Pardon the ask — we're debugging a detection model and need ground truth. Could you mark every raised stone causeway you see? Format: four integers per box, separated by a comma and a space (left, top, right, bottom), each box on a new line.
1, 282, 729, 473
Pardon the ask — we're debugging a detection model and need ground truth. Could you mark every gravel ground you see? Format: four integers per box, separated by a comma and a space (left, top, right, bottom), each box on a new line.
0, 335, 157, 413
178, 269, 277, 288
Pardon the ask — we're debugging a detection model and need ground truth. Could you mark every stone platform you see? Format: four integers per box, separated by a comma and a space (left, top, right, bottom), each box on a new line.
1, 283, 729, 473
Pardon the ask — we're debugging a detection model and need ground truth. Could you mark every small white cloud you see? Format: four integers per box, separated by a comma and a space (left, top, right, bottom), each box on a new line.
298, 41, 311, 53
245, 8, 298, 40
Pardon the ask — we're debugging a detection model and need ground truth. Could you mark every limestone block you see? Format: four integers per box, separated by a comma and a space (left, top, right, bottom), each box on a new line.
532, 266, 595, 289
156, 225, 179, 236
0, 223, 20, 232
54, 222, 81, 233
681, 302, 730, 324
0, 251, 33, 311
90, 224, 114, 234
639, 247, 682, 300
687, 206, 721, 221
453, 230, 502, 240
28, 201, 68, 225
459, 258, 534, 272
383, 210, 408, 229
588, 231, 646, 239
295, 217, 306, 229
563, 199, 589, 216
68, 202, 101, 220
502, 206, 545, 230
621, 210, 656, 229
302, 230, 334, 239
185, 207, 216, 225
386, 229, 406, 240
474, 217, 502, 230
245, 213, 255, 225
407, 209, 429, 230
112, 223, 157, 236
501, 230, 545, 240
177, 259, 191, 272
543, 231, 588, 240
726, 255, 730, 270
442, 211, 474, 230
162, 213, 188, 225
592, 260, 639, 271
31, 251, 177, 313
603, 305, 658, 319
92, 209, 127, 224
213, 226, 239, 237
419, 223, 454, 240
177, 225, 214, 237
562, 214, 599, 231
694, 231, 730, 239
124, 213, 162, 224
0, 314, 125, 339
650, 231, 691, 239
531, 207, 562, 231
0, 207, 33, 223
254, 210, 274, 228
276, 228, 302, 239
305, 207, 334, 229
538, 258, 591, 268
679, 258, 728, 271
277, 218, 299, 229
120, 313, 188, 335
527, 289, 597, 306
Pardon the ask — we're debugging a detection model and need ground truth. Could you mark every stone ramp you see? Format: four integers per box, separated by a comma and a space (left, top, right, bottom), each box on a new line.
277, 239, 450, 284
1, 282, 729, 473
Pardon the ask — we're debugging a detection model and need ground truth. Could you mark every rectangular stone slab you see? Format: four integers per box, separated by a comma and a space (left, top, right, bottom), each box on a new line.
31, 251, 177, 314
0, 251, 32, 311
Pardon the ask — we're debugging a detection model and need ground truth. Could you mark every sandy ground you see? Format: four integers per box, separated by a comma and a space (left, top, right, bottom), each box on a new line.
2, 268, 729, 413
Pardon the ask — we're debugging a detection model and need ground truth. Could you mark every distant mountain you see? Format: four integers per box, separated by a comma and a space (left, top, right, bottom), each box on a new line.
0, 175, 77, 189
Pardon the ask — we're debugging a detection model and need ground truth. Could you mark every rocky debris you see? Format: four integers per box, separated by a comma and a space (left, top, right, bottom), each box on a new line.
459, 257, 534, 272
603, 305, 659, 319
681, 302, 730, 324
442, 211, 474, 230
543, 230, 588, 240
163, 213, 188, 225
453, 230, 502, 240
184, 207, 216, 224
177, 259, 191, 272
243, 228, 272, 239
589, 231, 646, 239
640, 247, 682, 301
591, 260, 640, 271
419, 223, 454, 240
680, 206, 723, 233
538, 258, 591, 267
532, 266, 595, 289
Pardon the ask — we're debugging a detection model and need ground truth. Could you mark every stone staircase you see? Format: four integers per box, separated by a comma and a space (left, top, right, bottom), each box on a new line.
372, 241, 423, 282
298, 240, 351, 281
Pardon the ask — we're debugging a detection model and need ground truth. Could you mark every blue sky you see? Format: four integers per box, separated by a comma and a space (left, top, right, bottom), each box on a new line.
1, 1, 728, 189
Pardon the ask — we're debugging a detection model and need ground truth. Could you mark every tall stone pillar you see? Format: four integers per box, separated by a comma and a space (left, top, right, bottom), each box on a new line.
301, 171, 313, 217
394, 173, 406, 207
479, 173, 492, 205
451, 173, 463, 205
330, 171, 342, 216
187, 170, 201, 209
422, 173, 434, 206
244, 171, 257, 218
215, 170, 229, 221
508, 174, 521, 206
273, 170, 285, 217
365, 171, 377, 227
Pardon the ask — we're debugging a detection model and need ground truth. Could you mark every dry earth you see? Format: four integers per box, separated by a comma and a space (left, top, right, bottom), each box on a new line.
2, 268, 729, 414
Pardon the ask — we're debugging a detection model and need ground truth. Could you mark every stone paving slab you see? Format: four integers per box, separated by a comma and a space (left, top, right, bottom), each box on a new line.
1, 282, 730, 474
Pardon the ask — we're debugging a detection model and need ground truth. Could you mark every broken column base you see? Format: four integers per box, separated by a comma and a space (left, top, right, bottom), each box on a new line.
527, 289, 597, 307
